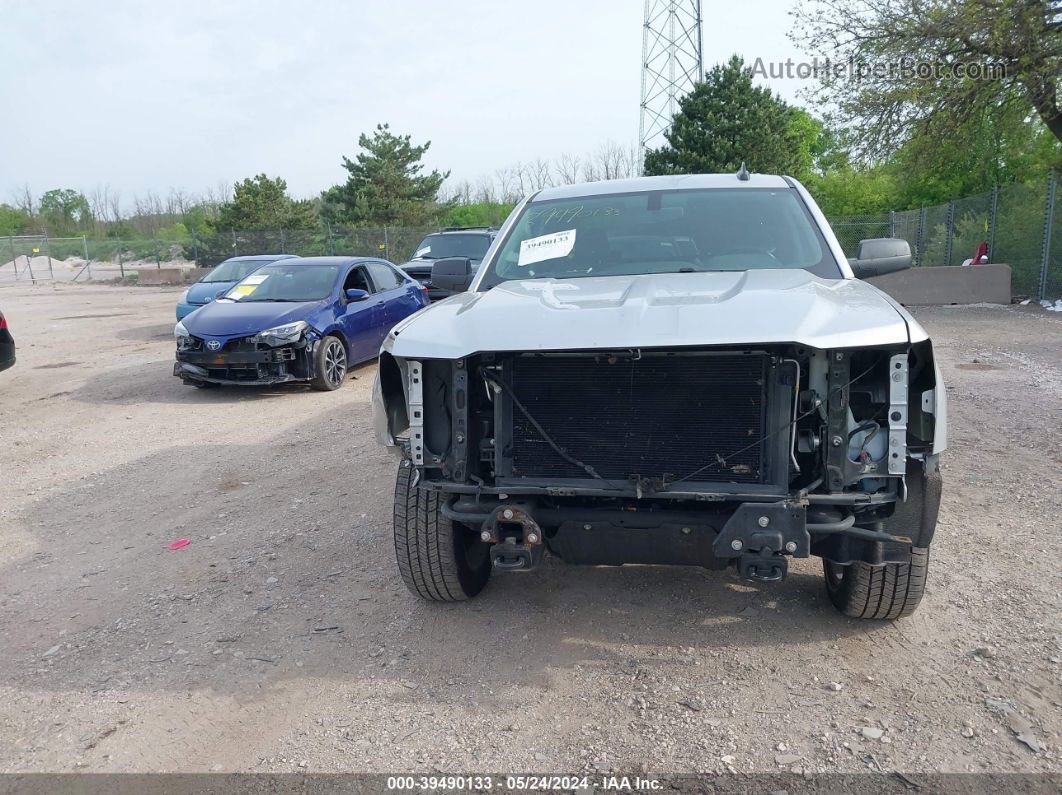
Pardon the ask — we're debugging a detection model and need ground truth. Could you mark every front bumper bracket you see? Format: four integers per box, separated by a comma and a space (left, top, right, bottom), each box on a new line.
713, 502, 809, 582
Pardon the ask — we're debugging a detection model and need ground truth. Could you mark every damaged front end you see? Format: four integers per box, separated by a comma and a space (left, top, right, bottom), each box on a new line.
375, 340, 945, 584
174, 321, 320, 386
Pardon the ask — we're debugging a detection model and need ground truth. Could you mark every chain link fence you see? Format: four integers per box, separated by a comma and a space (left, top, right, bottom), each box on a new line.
189, 226, 436, 267
828, 175, 1062, 300
1, 226, 437, 286
4, 179, 1062, 299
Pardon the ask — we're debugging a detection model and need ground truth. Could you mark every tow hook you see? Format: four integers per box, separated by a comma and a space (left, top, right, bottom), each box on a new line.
738, 552, 788, 582
491, 537, 543, 570
482, 503, 544, 572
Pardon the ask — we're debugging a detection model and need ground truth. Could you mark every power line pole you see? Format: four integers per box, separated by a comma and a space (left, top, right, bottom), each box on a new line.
638, 0, 703, 174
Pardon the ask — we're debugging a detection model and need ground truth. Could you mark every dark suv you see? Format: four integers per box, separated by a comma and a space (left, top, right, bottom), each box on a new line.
399, 228, 496, 300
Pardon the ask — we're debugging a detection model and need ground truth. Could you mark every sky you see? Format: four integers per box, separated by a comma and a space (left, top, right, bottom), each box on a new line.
0, 0, 811, 205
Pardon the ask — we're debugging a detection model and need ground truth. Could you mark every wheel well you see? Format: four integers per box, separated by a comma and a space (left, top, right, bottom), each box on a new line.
379, 352, 409, 434
321, 331, 348, 357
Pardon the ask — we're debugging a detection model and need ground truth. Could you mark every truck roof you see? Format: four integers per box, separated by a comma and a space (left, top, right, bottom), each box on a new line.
532, 173, 791, 202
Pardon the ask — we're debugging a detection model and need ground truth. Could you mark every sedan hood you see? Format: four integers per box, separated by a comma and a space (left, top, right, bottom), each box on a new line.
388, 270, 913, 358
183, 300, 323, 337
185, 280, 235, 305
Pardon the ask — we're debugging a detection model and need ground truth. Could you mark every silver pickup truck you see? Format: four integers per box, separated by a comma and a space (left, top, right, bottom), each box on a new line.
373, 172, 946, 620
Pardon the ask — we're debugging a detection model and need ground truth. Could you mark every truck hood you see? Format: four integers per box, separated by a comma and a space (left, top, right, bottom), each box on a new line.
387, 270, 913, 358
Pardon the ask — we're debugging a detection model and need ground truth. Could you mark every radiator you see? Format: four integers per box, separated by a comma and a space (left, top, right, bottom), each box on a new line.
508, 352, 769, 484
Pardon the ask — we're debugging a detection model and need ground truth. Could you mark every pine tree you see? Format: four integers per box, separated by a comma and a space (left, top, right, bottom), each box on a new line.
333, 124, 449, 226
644, 56, 811, 177
216, 175, 315, 230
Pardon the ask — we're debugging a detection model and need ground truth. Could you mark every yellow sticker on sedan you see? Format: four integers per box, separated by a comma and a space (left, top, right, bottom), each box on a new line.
230, 284, 259, 298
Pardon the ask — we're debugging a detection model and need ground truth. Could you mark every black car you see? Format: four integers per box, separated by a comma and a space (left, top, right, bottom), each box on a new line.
399, 227, 496, 300
0, 309, 14, 372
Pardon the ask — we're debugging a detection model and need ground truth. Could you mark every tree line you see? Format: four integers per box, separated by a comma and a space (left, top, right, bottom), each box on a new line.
0, 131, 641, 240
3, 0, 1058, 240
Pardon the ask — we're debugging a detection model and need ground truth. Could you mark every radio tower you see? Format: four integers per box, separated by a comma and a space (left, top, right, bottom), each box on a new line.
638, 0, 703, 171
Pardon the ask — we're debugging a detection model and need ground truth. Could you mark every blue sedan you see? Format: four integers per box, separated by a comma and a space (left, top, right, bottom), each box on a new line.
176, 254, 298, 320
173, 256, 429, 390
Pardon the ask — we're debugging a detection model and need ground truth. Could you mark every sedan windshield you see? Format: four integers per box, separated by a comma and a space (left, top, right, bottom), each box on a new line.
481, 188, 840, 288
411, 233, 491, 261
203, 258, 275, 283
222, 264, 340, 302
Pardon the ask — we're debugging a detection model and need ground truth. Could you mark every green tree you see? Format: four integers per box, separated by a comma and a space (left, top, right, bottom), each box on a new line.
216, 175, 317, 230
439, 202, 515, 228
286, 198, 318, 229
332, 124, 449, 226
39, 189, 91, 235
0, 204, 32, 236
886, 111, 1062, 208
644, 56, 818, 177
786, 109, 833, 180
805, 165, 900, 216
317, 185, 348, 227
180, 204, 218, 238
792, 0, 1062, 157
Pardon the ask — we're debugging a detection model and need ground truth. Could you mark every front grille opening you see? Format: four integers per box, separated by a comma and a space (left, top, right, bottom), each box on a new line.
508, 352, 769, 484
206, 367, 261, 381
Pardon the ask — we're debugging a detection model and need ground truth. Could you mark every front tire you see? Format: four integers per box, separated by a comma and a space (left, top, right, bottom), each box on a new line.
393, 461, 491, 601
311, 336, 347, 391
823, 547, 929, 620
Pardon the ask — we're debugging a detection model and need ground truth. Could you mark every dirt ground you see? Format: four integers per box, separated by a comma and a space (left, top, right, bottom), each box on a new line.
0, 257, 196, 286
0, 283, 1060, 778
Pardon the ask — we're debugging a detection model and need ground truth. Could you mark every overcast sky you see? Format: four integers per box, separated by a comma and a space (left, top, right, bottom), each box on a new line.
1, 0, 810, 205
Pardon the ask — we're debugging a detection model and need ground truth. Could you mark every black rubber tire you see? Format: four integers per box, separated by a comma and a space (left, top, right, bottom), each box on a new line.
393, 461, 491, 601
311, 335, 347, 391
823, 547, 929, 620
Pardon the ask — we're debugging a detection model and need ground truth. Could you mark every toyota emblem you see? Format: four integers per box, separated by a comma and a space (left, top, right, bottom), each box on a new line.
206, 340, 222, 351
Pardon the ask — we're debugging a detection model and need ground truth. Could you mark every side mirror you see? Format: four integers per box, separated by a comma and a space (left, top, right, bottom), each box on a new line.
345, 288, 369, 301
851, 238, 912, 278
431, 257, 474, 293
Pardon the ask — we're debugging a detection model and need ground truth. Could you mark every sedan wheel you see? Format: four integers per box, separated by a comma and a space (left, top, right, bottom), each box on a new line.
311, 336, 347, 391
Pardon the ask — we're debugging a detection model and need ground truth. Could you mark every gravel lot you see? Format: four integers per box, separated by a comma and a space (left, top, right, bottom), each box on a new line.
0, 283, 1060, 778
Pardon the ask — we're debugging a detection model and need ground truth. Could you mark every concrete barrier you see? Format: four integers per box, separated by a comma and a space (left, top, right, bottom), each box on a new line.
867, 263, 1011, 306
135, 268, 187, 286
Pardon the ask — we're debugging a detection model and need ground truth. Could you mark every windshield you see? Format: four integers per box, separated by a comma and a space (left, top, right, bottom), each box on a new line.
481, 189, 839, 288
203, 258, 277, 283
411, 233, 491, 261
222, 263, 340, 302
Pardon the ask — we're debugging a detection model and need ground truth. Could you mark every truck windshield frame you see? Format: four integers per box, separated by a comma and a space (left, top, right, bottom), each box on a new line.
478, 188, 842, 289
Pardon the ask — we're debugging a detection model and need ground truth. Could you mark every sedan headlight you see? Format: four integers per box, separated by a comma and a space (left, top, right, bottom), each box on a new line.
254, 320, 308, 347
174, 320, 190, 339
179, 289, 190, 303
